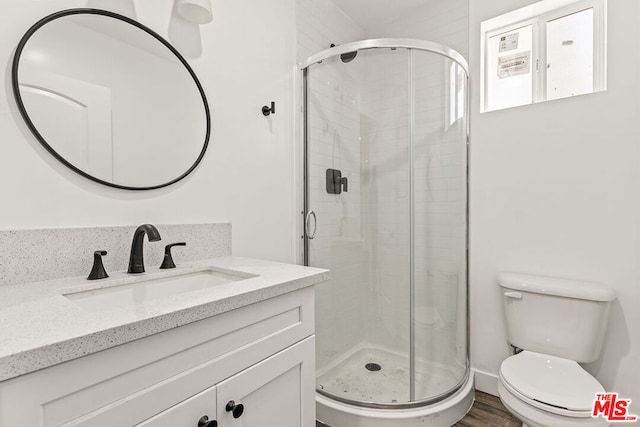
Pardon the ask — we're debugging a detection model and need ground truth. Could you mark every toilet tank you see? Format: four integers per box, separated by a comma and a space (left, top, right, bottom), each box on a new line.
498, 273, 615, 363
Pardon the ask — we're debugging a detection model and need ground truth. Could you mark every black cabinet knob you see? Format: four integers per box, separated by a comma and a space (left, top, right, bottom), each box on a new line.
225, 400, 245, 418
197, 415, 217, 427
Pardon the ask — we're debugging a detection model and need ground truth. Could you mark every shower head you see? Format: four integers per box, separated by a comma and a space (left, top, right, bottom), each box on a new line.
330, 43, 358, 63
340, 51, 357, 63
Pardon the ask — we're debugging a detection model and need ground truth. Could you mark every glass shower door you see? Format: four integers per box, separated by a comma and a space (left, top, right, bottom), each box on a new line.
306, 47, 412, 406
411, 50, 468, 402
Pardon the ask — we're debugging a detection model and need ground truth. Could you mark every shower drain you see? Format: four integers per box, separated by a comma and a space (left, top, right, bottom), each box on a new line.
365, 363, 382, 372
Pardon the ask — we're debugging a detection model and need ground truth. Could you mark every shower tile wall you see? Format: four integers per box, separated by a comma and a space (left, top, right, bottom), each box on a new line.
360, 50, 410, 355
297, 0, 366, 371
307, 63, 366, 372
361, 3, 470, 371
295, 0, 364, 63
412, 55, 468, 376
357, 53, 467, 370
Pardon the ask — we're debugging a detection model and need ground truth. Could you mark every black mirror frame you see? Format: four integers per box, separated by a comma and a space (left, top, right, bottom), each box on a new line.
11, 8, 211, 191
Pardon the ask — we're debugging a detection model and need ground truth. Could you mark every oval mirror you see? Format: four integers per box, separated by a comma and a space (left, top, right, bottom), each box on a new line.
12, 9, 210, 190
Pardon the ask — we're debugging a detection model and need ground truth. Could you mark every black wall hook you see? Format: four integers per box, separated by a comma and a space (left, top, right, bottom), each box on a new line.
262, 101, 275, 116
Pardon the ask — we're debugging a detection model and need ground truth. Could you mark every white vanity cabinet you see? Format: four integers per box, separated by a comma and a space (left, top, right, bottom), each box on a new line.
0, 287, 316, 427
139, 337, 313, 427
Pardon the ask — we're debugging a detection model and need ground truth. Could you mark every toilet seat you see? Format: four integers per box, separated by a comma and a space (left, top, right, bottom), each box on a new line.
499, 351, 604, 417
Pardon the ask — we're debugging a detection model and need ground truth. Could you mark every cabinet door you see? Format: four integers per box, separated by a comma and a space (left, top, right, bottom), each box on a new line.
135, 383, 217, 427
216, 336, 315, 427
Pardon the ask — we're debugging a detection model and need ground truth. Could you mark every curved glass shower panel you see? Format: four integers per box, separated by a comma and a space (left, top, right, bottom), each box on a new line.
412, 50, 468, 402
303, 39, 469, 409
307, 47, 411, 406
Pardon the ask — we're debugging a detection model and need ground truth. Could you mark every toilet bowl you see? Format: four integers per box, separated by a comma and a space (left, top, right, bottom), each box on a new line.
498, 351, 609, 427
496, 273, 616, 427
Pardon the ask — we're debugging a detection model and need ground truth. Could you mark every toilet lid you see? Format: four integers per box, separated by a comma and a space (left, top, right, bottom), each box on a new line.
500, 351, 604, 412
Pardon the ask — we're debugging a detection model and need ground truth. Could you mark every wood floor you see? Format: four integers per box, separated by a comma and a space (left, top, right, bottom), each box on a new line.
454, 391, 521, 427
316, 391, 521, 427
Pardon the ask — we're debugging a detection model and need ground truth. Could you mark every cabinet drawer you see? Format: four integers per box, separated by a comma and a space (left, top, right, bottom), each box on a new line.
135, 384, 216, 427
0, 287, 314, 427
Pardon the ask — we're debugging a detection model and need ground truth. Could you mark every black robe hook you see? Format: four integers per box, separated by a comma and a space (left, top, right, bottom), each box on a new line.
262, 101, 275, 116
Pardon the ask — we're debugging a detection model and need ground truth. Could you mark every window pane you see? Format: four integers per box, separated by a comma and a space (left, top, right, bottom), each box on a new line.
485, 25, 533, 112
546, 8, 594, 101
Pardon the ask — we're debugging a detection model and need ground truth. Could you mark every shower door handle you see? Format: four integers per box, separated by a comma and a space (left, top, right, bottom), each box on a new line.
305, 211, 317, 239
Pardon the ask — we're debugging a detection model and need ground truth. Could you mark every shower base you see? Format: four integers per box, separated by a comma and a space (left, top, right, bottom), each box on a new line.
316, 345, 461, 404
316, 345, 473, 427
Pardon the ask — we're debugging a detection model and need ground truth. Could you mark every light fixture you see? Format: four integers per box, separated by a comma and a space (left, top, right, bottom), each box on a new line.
177, 0, 213, 24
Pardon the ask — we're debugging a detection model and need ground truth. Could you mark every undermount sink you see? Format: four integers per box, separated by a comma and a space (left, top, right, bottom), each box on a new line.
63, 269, 255, 311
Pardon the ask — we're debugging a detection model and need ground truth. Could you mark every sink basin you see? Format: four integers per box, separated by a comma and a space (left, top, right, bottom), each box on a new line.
63, 269, 254, 311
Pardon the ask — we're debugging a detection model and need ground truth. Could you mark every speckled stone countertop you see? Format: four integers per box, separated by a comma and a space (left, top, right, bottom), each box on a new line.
0, 257, 329, 382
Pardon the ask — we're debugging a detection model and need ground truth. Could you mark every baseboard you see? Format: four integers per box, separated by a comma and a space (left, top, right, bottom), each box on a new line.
472, 368, 499, 396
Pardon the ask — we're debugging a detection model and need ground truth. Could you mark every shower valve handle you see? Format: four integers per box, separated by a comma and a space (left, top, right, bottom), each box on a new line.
340, 176, 348, 192
326, 169, 348, 194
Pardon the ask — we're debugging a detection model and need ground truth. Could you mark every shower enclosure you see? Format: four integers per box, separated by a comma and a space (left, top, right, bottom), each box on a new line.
301, 39, 470, 416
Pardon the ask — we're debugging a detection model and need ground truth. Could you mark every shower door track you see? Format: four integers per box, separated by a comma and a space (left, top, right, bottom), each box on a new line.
316, 368, 470, 410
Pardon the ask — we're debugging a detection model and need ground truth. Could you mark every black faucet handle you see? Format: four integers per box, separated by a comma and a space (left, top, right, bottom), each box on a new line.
160, 242, 186, 269
88, 250, 109, 280
166, 242, 186, 251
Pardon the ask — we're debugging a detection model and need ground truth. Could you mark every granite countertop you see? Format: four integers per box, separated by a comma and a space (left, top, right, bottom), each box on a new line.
0, 256, 329, 382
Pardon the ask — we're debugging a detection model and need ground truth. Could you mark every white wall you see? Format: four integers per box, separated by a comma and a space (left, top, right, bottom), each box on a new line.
469, 0, 640, 410
364, 0, 469, 59
0, 0, 296, 263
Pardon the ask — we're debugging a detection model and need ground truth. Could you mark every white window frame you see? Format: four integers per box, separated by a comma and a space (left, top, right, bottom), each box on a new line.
481, 0, 606, 112
448, 62, 466, 127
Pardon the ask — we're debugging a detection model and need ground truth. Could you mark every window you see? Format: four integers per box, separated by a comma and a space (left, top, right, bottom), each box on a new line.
481, 0, 606, 112
449, 63, 466, 126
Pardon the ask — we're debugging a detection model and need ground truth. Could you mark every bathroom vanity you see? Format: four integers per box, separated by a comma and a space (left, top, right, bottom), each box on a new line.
0, 257, 328, 426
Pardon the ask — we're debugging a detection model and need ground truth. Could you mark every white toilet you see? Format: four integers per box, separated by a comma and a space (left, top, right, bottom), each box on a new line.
497, 273, 616, 427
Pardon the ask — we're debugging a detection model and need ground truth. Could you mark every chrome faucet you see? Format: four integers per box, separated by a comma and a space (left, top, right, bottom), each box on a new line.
128, 224, 162, 274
